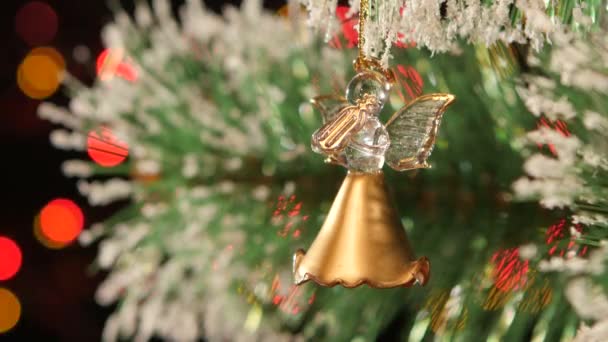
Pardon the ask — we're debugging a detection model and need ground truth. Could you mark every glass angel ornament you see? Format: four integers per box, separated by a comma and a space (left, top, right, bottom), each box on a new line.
294, 67, 455, 288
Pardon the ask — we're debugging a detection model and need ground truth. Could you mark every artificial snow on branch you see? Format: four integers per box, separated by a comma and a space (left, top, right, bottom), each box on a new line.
39, 0, 330, 340
515, 23, 608, 342
300, 0, 602, 60
514, 29, 608, 227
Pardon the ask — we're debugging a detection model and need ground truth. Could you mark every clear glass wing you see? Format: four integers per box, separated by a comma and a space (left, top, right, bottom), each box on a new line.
385, 94, 455, 171
310, 95, 349, 124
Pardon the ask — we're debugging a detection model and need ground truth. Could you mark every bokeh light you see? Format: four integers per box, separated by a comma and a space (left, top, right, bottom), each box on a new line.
73, 45, 91, 64
394, 5, 416, 48
0, 237, 22, 281
39, 198, 84, 244
490, 247, 529, 292
393, 64, 424, 103
394, 32, 416, 48
276, 4, 289, 16
276, 3, 307, 18
33, 214, 69, 249
17, 47, 65, 99
0, 288, 21, 333
87, 127, 129, 167
518, 278, 553, 313
482, 285, 513, 310
329, 6, 358, 49
96, 49, 138, 82
272, 195, 308, 239
537, 117, 571, 156
545, 219, 587, 257
15, 2, 58, 46
423, 289, 468, 334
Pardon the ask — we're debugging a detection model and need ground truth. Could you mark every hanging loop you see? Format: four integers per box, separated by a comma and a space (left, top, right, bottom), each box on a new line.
355, 0, 393, 83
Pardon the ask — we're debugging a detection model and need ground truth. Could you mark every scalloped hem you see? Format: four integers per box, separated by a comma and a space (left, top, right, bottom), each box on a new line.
294, 250, 430, 289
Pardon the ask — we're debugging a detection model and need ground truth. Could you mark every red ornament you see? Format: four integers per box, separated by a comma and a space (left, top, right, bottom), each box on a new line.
0, 237, 22, 281
87, 127, 129, 167
39, 199, 84, 244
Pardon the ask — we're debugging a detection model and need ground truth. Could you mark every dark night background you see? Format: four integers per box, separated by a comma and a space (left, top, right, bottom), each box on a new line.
0, 1, 284, 340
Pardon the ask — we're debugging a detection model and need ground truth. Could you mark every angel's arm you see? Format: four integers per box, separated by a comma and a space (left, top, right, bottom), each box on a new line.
311, 106, 367, 154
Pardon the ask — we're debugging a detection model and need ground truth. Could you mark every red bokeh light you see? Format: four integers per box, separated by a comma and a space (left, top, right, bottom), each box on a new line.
308, 292, 316, 305
394, 32, 417, 49
329, 6, 358, 49
273, 195, 307, 239
273, 284, 304, 315
545, 219, 586, 257
393, 65, 424, 103
490, 247, 529, 292
537, 117, 571, 156
96, 49, 138, 82
0, 237, 22, 281
39, 199, 84, 244
394, 5, 416, 48
15, 2, 58, 46
87, 127, 129, 167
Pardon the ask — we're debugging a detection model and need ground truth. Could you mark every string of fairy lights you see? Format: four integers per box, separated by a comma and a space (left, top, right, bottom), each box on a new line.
1, 2, 137, 335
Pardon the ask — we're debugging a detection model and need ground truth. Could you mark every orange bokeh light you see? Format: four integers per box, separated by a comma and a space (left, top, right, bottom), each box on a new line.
0, 237, 22, 281
0, 288, 21, 334
39, 199, 84, 244
87, 127, 129, 167
17, 47, 65, 99
33, 215, 69, 249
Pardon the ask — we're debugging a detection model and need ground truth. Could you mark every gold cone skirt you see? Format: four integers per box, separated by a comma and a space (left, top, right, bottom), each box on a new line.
294, 171, 430, 288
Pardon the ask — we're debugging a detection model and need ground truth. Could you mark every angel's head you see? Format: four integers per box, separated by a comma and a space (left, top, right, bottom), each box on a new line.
345, 70, 392, 114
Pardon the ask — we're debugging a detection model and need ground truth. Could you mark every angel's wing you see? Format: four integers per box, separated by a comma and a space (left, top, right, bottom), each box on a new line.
385, 93, 455, 171
310, 95, 349, 124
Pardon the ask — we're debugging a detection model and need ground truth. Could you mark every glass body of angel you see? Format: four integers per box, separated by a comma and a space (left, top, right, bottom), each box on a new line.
311, 70, 455, 173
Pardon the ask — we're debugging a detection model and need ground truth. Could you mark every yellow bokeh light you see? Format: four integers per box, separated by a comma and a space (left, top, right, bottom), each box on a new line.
0, 288, 21, 334
17, 47, 65, 99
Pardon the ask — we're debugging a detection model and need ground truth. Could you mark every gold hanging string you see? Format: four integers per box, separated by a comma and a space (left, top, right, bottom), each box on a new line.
358, 0, 370, 63
355, 0, 393, 82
